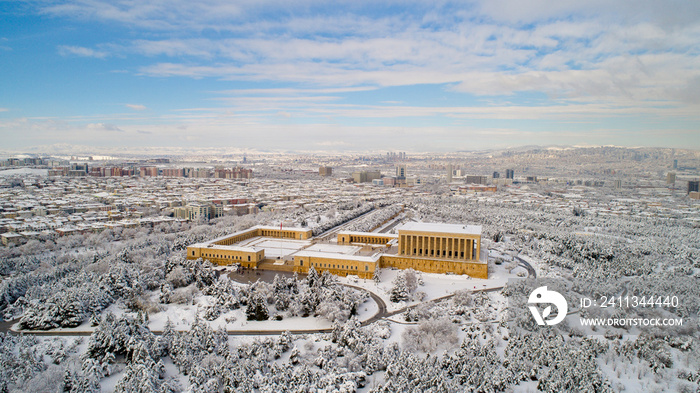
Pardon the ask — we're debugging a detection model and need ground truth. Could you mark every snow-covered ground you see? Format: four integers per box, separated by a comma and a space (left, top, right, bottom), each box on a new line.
0, 168, 48, 176
12, 281, 380, 334
340, 259, 518, 314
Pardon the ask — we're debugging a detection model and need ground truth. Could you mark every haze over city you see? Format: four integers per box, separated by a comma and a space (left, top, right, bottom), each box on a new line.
2, 0, 700, 152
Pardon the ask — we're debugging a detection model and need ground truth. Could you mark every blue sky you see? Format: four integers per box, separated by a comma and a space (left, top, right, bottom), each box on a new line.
1, 0, 699, 152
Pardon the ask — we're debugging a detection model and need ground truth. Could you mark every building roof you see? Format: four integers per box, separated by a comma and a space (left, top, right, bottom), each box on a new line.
337, 231, 398, 238
293, 250, 382, 263
205, 225, 312, 245
256, 225, 312, 233
203, 244, 259, 253
397, 222, 482, 236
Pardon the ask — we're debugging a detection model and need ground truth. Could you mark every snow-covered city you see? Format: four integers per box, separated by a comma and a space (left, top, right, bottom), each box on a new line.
0, 146, 698, 392
2, 0, 700, 391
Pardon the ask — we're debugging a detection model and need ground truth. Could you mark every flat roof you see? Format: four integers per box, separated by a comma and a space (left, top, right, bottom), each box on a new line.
198, 244, 259, 253
294, 250, 382, 263
256, 225, 312, 233
207, 225, 311, 245
397, 222, 482, 236
337, 231, 398, 238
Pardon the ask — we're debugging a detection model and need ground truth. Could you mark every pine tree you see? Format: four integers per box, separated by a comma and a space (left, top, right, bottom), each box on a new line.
159, 318, 175, 357
307, 266, 319, 288
390, 274, 409, 303
62, 369, 74, 392
289, 345, 300, 365
246, 294, 269, 321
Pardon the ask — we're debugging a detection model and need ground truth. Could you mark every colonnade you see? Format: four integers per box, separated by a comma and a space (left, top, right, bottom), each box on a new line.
399, 234, 477, 260
346, 234, 392, 244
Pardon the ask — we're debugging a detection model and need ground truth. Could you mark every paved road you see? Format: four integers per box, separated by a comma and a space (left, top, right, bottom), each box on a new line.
0, 318, 18, 334
514, 256, 537, 278
382, 285, 505, 319
343, 283, 387, 326
376, 213, 405, 234
314, 207, 377, 241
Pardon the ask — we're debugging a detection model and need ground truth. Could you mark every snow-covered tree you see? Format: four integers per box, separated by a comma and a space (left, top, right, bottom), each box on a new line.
246, 293, 269, 321
389, 273, 409, 303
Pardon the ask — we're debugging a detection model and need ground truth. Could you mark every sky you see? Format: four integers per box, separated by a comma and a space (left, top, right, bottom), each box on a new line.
1, 0, 699, 153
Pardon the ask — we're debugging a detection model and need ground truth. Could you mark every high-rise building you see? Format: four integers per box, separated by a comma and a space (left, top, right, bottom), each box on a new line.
352, 170, 381, 183
139, 167, 158, 177
319, 166, 333, 176
396, 164, 406, 179
163, 168, 185, 177
213, 167, 252, 179
506, 169, 514, 179
466, 175, 487, 185
688, 180, 700, 194
186, 202, 225, 221
67, 163, 89, 177
447, 164, 453, 183
667, 172, 676, 184
493, 171, 500, 179
673, 159, 678, 169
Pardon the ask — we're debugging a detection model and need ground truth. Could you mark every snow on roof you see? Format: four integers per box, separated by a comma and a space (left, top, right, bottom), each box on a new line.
397, 222, 482, 236
303, 243, 362, 255
209, 244, 259, 253
189, 243, 259, 253
337, 231, 398, 238
207, 225, 312, 245
293, 250, 381, 263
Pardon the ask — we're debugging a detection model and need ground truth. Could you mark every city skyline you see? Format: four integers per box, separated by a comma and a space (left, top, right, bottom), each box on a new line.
2, 0, 699, 151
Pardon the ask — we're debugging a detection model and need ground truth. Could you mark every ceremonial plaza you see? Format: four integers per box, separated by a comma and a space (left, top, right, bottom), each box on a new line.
186, 222, 488, 279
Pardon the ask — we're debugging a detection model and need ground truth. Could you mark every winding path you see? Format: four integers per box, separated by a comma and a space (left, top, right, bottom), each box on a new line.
514, 256, 537, 278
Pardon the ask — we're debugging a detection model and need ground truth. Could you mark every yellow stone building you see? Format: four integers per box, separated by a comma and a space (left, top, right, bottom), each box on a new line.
187, 222, 487, 279
187, 226, 312, 268
381, 222, 485, 277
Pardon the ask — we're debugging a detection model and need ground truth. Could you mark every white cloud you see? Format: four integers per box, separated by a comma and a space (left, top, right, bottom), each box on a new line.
43, 1, 700, 109
87, 123, 124, 132
42, 0, 245, 30
212, 86, 376, 95
19, 0, 699, 150
58, 45, 109, 58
